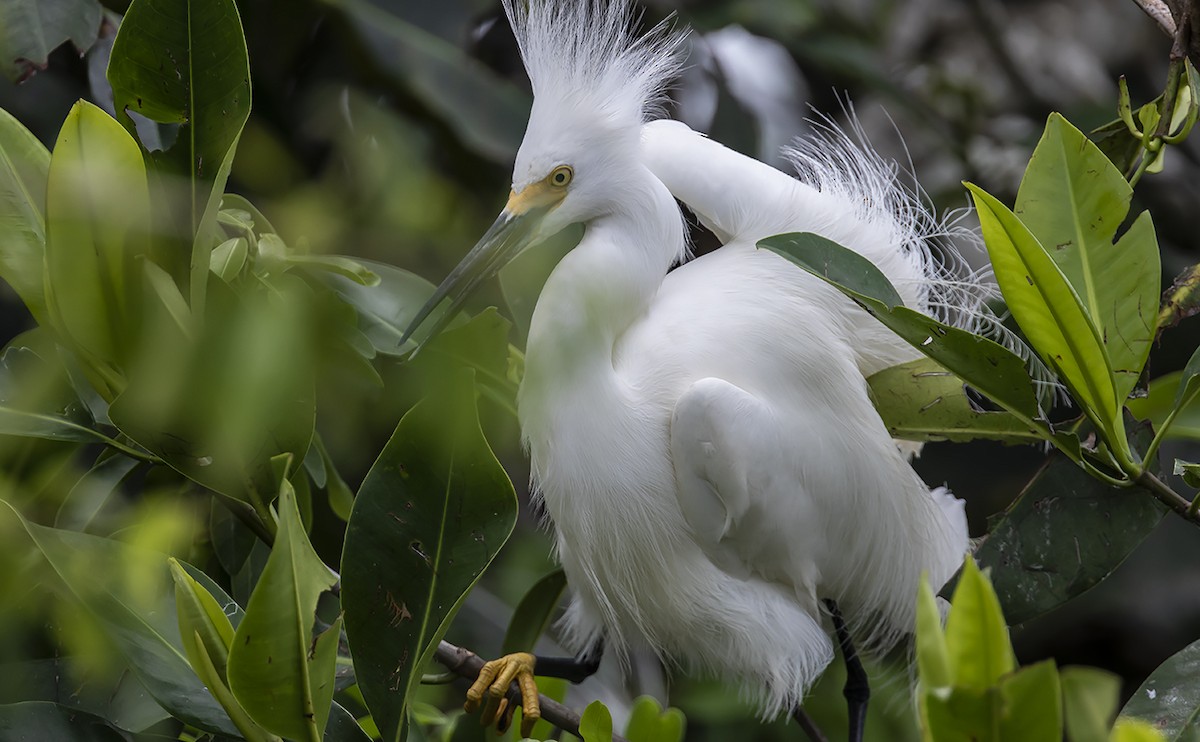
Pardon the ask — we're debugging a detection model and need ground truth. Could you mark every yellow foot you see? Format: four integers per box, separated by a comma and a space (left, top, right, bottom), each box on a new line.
464, 652, 540, 737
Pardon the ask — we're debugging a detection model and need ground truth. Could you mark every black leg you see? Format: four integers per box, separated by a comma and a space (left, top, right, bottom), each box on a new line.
534, 638, 605, 684
823, 600, 869, 742
792, 706, 829, 742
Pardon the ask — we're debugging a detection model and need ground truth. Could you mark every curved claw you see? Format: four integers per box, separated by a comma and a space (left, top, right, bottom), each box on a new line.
464, 652, 541, 737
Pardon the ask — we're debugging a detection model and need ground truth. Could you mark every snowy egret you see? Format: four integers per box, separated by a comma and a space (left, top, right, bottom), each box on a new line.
403, 1, 985, 738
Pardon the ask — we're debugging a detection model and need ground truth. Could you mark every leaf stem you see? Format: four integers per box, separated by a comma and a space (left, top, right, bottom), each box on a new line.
1136, 469, 1200, 523
1130, 2, 1193, 187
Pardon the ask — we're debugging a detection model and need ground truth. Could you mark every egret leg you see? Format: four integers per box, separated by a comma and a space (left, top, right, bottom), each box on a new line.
465, 641, 605, 737
791, 707, 829, 742
823, 599, 869, 742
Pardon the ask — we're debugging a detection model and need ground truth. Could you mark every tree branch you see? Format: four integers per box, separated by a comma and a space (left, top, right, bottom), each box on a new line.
1133, 0, 1178, 36
1136, 470, 1200, 523
434, 640, 630, 742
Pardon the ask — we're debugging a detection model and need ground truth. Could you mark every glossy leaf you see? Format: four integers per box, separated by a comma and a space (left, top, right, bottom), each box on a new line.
1015, 114, 1159, 400
319, 0, 528, 163
320, 258, 441, 355
107, 0, 252, 308
998, 660, 1062, 740
0, 658, 168, 734
227, 476, 339, 741
502, 569, 567, 656
1122, 637, 1200, 739
580, 701, 615, 742
0, 501, 240, 735
970, 425, 1166, 625
867, 358, 1046, 443
0, 108, 51, 323
54, 454, 139, 532
944, 558, 1014, 689
341, 369, 517, 742
45, 100, 150, 380
0, 0, 102, 81
1062, 666, 1121, 742
966, 184, 1121, 442
0, 701, 129, 741
762, 232, 1042, 420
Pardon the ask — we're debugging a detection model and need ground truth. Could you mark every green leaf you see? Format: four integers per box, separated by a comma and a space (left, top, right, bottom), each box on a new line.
227, 477, 339, 742
916, 572, 952, 689
289, 255, 381, 286
867, 358, 1047, 443
1122, 636, 1200, 740
966, 183, 1122, 445
502, 569, 567, 656
319, 258, 445, 355
0, 343, 97, 443
968, 424, 1166, 624
998, 660, 1062, 740
45, 100, 150, 380
580, 701, 614, 742
54, 453, 139, 532
761, 232, 1043, 420
1128, 371, 1200, 441
0, 701, 130, 741
623, 696, 684, 742
1062, 666, 1121, 742
107, 0, 252, 309
1173, 347, 1200, 412
0, 658, 168, 734
315, 434, 355, 522
0, 107, 51, 323
1175, 460, 1200, 488
318, 0, 528, 163
408, 308, 517, 417
341, 369, 517, 742
921, 685, 996, 742
944, 558, 1014, 689
0, 0, 102, 81
110, 276, 316, 502
1111, 717, 1170, 742
1016, 114, 1159, 400
0, 501, 241, 735
170, 558, 235, 679
211, 237, 249, 282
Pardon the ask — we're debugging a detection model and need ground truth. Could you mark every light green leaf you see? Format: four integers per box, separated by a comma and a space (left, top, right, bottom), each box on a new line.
1062, 666, 1121, 742
107, 0, 252, 309
340, 369, 517, 742
170, 558, 235, 679
289, 255, 381, 286
944, 558, 1014, 689
211, 237, 249, 282
916, 573, 952, 689
0, 107, 51, 323
0, 0, 102, 81
319, 257, 443, 355
1174, 460, 1200, 488
867, 358, 1046, 443
998, 660, 1062, 740
1122, 637, 1200, 740
966, 183, 1122, 446
761, 232, 1043, 421
1016, 114, 1159, 400
45, 100, 150, 378
580, 701, 614, 742
227, 477, 339, 741
1111, 717, 1171, 742
1128, 371, 1200, 441
0, 501, 241, 735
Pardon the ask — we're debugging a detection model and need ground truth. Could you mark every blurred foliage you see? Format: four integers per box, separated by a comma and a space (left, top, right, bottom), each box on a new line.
1, 0, 1200, 741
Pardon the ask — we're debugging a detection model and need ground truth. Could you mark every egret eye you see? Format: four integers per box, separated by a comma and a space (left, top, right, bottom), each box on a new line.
549, 166, 573, 187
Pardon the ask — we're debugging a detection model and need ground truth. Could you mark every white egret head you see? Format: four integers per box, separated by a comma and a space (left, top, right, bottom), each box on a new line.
402, 0, 685, 344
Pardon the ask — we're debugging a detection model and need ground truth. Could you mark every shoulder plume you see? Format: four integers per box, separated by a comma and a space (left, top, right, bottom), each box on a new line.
503, 0, 686, 127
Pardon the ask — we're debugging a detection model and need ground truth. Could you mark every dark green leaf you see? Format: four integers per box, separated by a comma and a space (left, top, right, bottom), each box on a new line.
320, 258, 442, 355
316, 434, 355, 522
1062, 666, 1121, 742
970, 424, 1166, 624
761, 232, 1043, 420
867, 358, 1046, 443
54, 454, 138, 532
227, 477, 339, 741
1015, 114, 1159, 400
319, 0, 528, 163
341, 369, 517, 742
0, 659, 168, 734
0, 502, 240, 735
502, 569, 566, 655
1122, 637, 1200, 740
45, 100, 150, 384
408, 308, 517, 417
945, 558, 1014, 689
0, 0, 102, 81
107, 0, 251, 308
0, 107, 51, 323
967, 183, 1120, 439
0, 344, 99, 444
0, 701, 129, 742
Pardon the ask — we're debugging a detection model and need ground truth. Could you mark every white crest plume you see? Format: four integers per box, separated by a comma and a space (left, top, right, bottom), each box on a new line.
502, 0, 686, 129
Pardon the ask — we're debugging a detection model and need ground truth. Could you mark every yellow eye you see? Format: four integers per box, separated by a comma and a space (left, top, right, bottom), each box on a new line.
549, 166, 573, 187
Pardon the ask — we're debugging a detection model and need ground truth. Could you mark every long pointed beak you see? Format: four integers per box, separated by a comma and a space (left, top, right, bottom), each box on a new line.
400, 202, 549, 349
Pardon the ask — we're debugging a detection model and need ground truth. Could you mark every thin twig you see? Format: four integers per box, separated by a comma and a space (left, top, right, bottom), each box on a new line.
1136, 470, 1200, 522
433, 640, 630, 742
